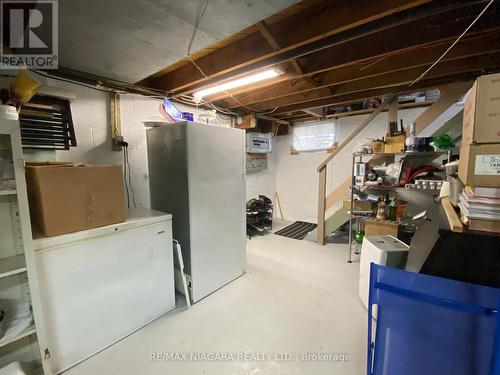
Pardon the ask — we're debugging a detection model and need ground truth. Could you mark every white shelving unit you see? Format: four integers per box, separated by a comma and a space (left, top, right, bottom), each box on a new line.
0, 116, 52, 374
0, 254, 27, 279
0, 313, 36, 349
0, 190, 17, 196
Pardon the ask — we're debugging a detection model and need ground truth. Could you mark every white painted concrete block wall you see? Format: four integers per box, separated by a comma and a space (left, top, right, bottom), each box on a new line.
246, 147, 277, 204
116, 94, 162, 209
273, 140, 325, 222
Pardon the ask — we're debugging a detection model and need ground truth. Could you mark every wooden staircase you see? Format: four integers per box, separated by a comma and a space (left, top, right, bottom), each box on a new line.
317, 95, 396, 244
316, 82, 472, 245
324, 206, 350, 237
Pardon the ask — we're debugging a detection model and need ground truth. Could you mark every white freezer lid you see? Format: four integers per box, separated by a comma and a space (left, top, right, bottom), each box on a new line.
364, 235, 409, 252
33, 208, 172, 251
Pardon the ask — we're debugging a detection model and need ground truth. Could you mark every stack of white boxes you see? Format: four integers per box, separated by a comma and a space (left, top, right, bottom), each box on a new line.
458, 72, 500, 234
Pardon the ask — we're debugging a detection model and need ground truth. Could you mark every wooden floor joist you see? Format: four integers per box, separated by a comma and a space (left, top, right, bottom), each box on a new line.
139, 0, 500, 126
143, 0, 432, 92
217, 30, 500, 110
224, 53, 500, 112
271, 73, 483, 114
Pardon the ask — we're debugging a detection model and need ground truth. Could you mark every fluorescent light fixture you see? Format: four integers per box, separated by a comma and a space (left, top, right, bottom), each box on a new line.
193, 69, 282, 99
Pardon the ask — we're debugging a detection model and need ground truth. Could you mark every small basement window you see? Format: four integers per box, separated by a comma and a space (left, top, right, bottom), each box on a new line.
19, 95, 77, 150
292, 119, 338, 153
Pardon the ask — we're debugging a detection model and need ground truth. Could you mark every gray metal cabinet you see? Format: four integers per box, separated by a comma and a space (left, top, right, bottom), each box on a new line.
147, 122, 246, 303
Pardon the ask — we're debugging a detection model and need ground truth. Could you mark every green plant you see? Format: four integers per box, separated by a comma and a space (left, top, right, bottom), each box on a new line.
431, 134, 455, 150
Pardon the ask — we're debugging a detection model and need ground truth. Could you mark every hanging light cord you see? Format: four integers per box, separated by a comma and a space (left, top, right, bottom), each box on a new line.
187, 0, 209, 57
121, 144, 136, 209
184, 0, 282, 115
122, 147, 130, 208
410, 0, 495, 86
125, 145, 136, 208
185, 1, 254, 116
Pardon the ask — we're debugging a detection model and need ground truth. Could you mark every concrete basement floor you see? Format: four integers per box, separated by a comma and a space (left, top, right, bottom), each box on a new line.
66, 221, 367, 375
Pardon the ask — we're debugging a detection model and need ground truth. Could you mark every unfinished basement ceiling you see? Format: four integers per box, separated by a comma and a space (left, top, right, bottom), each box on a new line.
59, 0, 299, 83
140, 0, 500, 123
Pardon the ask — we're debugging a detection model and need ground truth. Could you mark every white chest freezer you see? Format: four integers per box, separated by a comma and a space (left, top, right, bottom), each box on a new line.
33, 209, 175, 373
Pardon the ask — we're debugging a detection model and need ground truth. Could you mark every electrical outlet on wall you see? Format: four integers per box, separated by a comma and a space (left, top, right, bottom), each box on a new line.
112, 135, 124, 151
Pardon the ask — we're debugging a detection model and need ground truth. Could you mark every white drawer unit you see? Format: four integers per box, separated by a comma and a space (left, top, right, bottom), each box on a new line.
34, 209, 175, 373
359, 235, 409, 311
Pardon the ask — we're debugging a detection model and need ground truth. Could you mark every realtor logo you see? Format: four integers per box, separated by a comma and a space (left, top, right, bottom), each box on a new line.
0, 0, 58, 69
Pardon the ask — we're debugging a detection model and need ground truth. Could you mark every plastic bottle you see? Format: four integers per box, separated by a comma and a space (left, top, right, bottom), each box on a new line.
389, 198, 397, 221
405, 122, 417, 152
376, 195, 386, 220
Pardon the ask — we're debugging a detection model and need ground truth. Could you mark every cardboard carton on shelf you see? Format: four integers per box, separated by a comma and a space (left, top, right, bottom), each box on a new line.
343, 199, 375, 212
384, 134, 406, 153
371, 140, 385, 154
462, 72, 500, 145
458, 143, 500, 188
25, 162, 127, 237
364, 218, 399, 237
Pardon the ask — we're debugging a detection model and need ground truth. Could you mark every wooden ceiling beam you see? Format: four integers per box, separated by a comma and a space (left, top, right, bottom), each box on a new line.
325, 100, 435, 120
216, 30, 500, 109
283, 114, 315, 120
256, 21, 314, 81
255, 21, 281, 51
230, 52, 500, 112
163, 1, 489, 97
213, 3, 500, 108
255, 20, 333, 97
299, 3, 500, 76
272, 73, 484, 114
256, 113, 290, 125
276, 100, 435, 123
302, 108, 325, 118
143, 0, 433, 93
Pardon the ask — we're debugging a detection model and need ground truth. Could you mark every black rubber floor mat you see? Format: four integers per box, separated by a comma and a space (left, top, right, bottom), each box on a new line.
274, 221, 317, 240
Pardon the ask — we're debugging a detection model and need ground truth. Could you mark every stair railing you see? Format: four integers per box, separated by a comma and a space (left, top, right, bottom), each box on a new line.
316, 95, 396, 244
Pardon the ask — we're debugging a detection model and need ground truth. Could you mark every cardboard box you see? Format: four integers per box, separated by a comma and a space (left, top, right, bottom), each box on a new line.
371, 140, 385, 154
364, 218, 399, 237
384, 134, 406, 153
458, 144, 500, 188
462, 73, 500, 145
26, 163, 127, 237
343, 199, 375, 212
